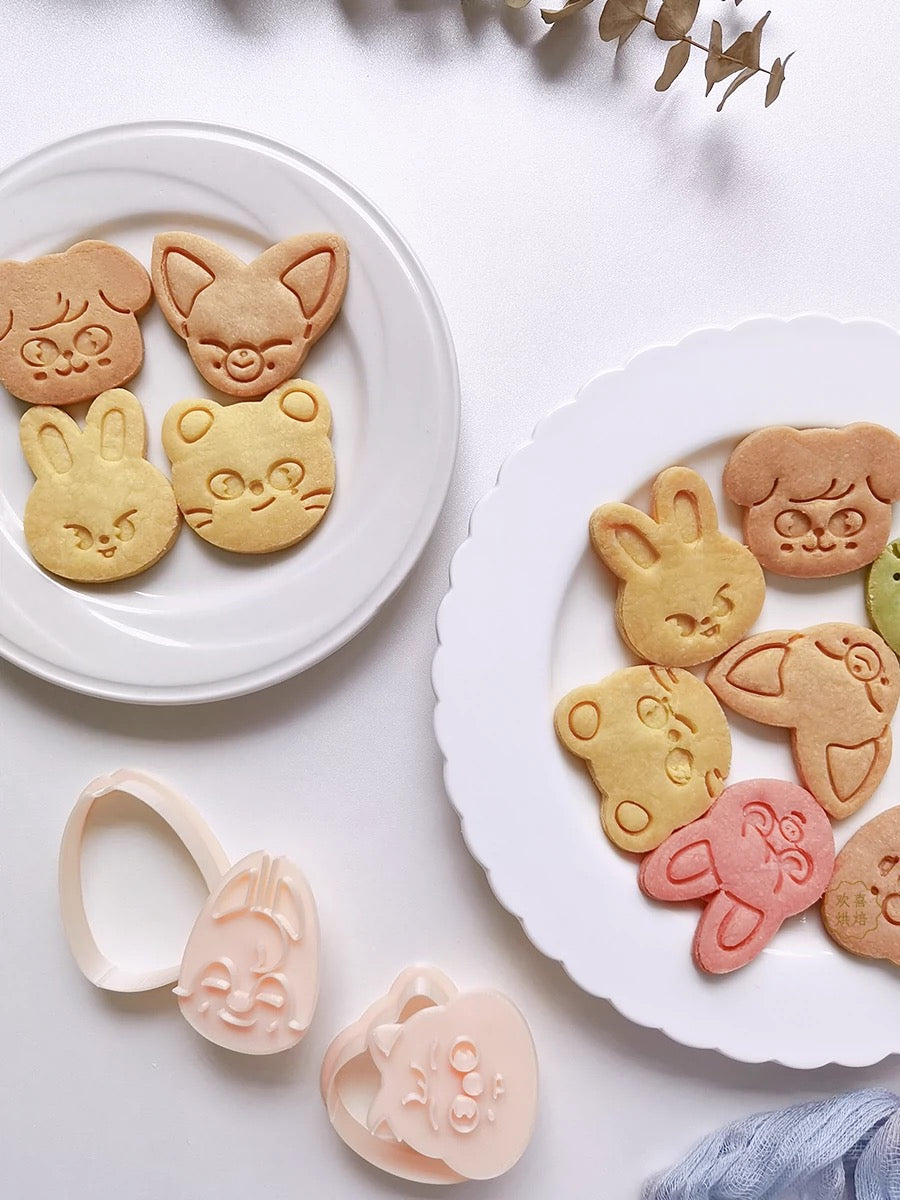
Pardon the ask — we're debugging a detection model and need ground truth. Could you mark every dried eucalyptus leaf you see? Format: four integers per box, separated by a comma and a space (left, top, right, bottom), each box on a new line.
541, 0, 592, 20
765, 51, 793, 105
654, 0, 699, 39
705, 20, 742, 93
716, 65, 756, 110
599, 0, 647, 43
724, 10, 769, 70
656, 39, 691, 89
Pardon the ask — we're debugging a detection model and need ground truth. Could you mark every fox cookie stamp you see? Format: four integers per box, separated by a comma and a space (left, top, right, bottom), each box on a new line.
707, 622, 900, 819
321, 966, 538, 1184
723, 423, 900, 578
822, 806, 900, 967
640, 779, 835, 974
590, 466, 765, 668
0, 240, 152, 406
162, 380, 334, 554
19, 389, 179, 582
152, 232, 348, 397
866, 540, 900, 655
554, 665, 731, 853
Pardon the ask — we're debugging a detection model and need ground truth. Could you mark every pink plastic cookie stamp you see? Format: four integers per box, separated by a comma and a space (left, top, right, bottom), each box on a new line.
639, 779, 835, 974
320, 967, 538, 1184
59, 769, 319, 1054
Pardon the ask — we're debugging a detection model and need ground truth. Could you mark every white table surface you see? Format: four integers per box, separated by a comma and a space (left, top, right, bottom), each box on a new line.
2, 2, 899, 1196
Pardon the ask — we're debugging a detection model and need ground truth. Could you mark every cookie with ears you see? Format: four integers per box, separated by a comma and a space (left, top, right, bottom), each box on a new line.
152, 232, 349, 397
554, 665, 731, 853
822, 806, 900, 967
590, 466, 766, 668
19, 389, 179, 582
0, 240, 152, 406
707, 623, 900, 819
723, 423, 900, 578
640, 780, 835, 974
162, 379, 335, 554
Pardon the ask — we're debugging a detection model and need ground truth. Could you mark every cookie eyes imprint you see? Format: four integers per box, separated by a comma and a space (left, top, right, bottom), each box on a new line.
774, 505, 866, 552
20, 323, 114, 380
665, 584, 734, 640
63, 509, 137, 556
207, 460, 307, 504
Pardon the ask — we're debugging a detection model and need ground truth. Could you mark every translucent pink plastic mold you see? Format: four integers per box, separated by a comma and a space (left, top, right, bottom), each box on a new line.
321, 966, 539, 1184
59, 769, 319, 1054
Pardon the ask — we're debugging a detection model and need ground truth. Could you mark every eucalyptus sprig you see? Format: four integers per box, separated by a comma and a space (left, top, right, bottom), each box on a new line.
526, 0, 793, 110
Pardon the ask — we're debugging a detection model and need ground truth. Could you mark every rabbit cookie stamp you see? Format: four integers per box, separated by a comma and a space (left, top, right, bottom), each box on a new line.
59, 770, 319, 1055
867, 540, 900, 655
822, 806, 900, 966
174, 851, 319, 1054
162, 380, 334, 554
19, 389, 179, 582
321, 967, 538, 1184
590, 466, 765, 667
152, 232, 348, 397
640, 780, 835, 974
0, 240, 152, 406
707, 622, 900, 819
723, 423, 900, 578
554, 665, 731, 853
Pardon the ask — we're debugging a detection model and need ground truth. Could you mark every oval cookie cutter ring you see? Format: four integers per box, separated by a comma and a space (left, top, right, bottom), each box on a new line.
59, 768, 320, 1054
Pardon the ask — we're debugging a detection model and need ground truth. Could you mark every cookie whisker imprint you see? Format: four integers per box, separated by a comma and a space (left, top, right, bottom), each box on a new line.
162, 380, 335, 554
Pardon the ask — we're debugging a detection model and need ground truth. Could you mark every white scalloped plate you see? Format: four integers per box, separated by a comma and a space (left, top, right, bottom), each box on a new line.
0, 123, 459, 703
434, 316, 900, 1069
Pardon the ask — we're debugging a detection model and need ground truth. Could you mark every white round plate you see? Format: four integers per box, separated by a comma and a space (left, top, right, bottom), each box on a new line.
0, 122, 458, 703
434, 316, 900, 1069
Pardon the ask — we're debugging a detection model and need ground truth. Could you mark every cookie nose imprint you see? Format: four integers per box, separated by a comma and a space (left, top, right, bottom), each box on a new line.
226, 989, 254, 1014
225, 345, 264, 383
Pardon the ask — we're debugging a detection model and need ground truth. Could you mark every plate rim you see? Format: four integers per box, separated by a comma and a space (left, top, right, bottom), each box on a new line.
0, 120, 460, 705
433, 312, 900, 1069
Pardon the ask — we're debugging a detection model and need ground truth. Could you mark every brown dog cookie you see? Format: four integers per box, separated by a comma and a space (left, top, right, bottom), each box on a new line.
822, 806, 900, 966
723, 423, 900, 578
151, 232, 349, 398
707, 622, 900, 819
0, 241, 152, 406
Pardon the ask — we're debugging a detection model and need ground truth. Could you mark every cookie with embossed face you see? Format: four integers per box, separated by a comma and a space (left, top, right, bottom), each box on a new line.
555, 664, 731, 853
0, 240, 152, 406
867, 540, 900, 655
590, 466, 765, 668
822, 806, 900, 966
707, 622, 900, 819
162, 380, 334, 555
724, 423, 900, 578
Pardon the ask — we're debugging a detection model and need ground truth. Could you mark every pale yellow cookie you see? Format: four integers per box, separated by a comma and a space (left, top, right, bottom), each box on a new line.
19, 389, 179, 583
590, 466, 766, 668
162, 380, 335, 554
554, 664, 731, 853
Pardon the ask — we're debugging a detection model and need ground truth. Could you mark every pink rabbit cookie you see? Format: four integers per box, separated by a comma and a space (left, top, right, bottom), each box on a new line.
174, 850, 319, 1054
639, 780, 835, 974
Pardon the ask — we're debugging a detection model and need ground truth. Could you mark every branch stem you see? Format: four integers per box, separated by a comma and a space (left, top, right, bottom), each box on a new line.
638, 11, 773, 75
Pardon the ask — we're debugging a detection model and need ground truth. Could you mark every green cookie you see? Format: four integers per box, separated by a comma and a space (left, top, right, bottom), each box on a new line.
867, 539, 900, 653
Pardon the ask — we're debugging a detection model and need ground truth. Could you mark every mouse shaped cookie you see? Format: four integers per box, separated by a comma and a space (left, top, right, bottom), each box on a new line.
822, 806, 900, 966
707, 623, 900, 819
0, 240, 152, 406
554, 665, 731, 853
19, 389, 179, 582
152, 232, 348, 397
723, 423, 900, 578
162, 380, 334, 554
640, 779, 835, 974
590, 466, 765, 668
866, 540, 900, 655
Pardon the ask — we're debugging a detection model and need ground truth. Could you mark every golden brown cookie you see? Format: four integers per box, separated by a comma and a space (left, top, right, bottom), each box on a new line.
822, 806, 900, 966
152, 232, 349, 398
590, 466, 765, 668
723, 423, 900, 578
19, 389, 179, 582
162, 379, 334, 554
707, 622, 900, 819
554, 664, 731, 853
0, 241, 152, 406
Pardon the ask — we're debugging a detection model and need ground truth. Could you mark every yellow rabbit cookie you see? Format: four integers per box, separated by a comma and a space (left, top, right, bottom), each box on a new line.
19, 389, 179, 583
162, 380, 335, 555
